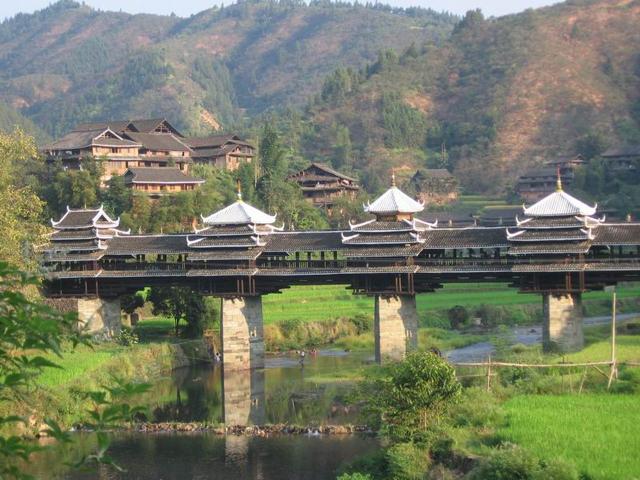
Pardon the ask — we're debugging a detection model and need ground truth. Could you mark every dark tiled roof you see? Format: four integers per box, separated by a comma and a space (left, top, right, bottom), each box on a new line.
185, 135, 253, 149
124, 167, 204, 185
264, 232, 344, 253
508, 242, 591, 255
601, 145, 640, 158
188, 238, 259, 248
516, 217, 591, 229
350, 221, 415, 232
290, 163, 357, 183
107, 235, 190, 255
422, 228, 509, 249
51, 229, 98, 241
45, 240, 101, 252
418, 213, 476, 227
343, 232, 421, 245
43, 129, 105, 150
592, 224, 640, 245
508, 229, 590, 242
124, 132, 190, 152
53, 209, 103, 228
73, 121, 131, 132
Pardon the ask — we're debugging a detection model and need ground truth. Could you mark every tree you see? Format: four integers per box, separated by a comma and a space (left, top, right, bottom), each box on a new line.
148, 287, 206, 337
121, 292, 144, 316
0, 129, 48, 271
102, 175, 132, 216
355, 352, 461, 444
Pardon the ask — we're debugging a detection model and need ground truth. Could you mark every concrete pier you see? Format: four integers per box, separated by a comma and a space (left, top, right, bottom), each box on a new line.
220, 297, 265, 370
374, 295, 419, 362
77, 297, 122, 335
542, 293, 584, 352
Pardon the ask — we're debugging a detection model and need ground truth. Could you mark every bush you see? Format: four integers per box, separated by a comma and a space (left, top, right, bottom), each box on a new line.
356, 352, 461, 443
468, 446, 579, 480
386, 442, 431, 480
115, 327, 139, 346
351, 314, 373, 334
337, 474, 373, 480
447, 306, 469, 330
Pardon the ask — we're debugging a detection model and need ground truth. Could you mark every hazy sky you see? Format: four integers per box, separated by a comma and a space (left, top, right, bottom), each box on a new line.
2, 0, 560, 21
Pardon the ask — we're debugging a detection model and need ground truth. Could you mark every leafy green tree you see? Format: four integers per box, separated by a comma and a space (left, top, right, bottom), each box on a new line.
0, 129, 48, 271
356, 351, 461, 444
148, 287, 206, 337
102, 175, 132, 216
447, 305, 469, 330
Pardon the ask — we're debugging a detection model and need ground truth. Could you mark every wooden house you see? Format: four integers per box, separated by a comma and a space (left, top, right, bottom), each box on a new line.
184, 134, 255, 171
288, 163, 359, 208
601, 145, 640, 171
406, 169, 458, 205
516, 155, 584, 203
123, 167, 204, 198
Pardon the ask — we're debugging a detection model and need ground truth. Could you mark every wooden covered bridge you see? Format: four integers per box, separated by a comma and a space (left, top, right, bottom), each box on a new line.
42, 175, 640, 370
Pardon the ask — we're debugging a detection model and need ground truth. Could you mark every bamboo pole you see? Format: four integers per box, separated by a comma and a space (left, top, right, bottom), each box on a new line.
486, 355, 492, 392
608, 289, 617, 390
454, 360, 612, 368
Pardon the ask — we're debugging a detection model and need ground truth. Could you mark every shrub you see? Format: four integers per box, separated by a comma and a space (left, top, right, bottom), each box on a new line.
386, 442, 431, 480
468, 446, 579, 480
356, 352, 461, 443
447, 306, 469, 330
351, 314, 373, 334
115, 327, 139, 346
337, 474, 373, 480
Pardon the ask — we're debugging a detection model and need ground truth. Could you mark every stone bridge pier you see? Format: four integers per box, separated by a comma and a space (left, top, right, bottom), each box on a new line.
72, 297, 122, 336
220, 296, 265, 371
374, 295, 419, 363
542, 293, 584, 352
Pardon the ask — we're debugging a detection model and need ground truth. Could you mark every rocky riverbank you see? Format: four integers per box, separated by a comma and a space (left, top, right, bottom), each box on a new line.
73, 422, 373, 436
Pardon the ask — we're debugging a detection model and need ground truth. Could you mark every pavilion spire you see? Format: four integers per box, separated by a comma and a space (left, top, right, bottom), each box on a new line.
556, 167, 563, 192
391, 169, 396, 187
236, 179, 243, 201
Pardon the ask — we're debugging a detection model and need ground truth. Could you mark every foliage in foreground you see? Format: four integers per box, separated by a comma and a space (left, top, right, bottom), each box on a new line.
0, 263, 148, 478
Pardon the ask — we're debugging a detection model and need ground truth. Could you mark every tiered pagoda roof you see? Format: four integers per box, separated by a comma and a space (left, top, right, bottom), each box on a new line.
506, 175, 603, 256
343, 177, 432, 257
45, 206, 130, 262
186, 192, 281, 261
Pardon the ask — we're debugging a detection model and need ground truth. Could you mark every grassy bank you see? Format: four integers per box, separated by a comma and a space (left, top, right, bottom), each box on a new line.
6, 339, 207, 432
499, 394, 640, 479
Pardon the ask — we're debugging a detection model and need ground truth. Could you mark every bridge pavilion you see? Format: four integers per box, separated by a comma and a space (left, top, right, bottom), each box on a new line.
42, 176, 640, 369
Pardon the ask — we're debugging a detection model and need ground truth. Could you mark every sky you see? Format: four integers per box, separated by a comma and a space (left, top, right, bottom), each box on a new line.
2, 0, 560, 21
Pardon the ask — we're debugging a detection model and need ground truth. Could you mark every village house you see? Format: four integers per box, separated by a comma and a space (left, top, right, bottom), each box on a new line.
600, 145, 640, 171
515, 155, 584, 203
123, 167, 204, 198
406, 169, 459, 205
42, 118, 254, 183
183, 134, 255, 171
287, 163, 359, 208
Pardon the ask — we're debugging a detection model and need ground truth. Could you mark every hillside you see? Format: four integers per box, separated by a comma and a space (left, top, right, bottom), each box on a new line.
293, 0, 640, 193
0, 0, 456, 137
0, 102, 48, 142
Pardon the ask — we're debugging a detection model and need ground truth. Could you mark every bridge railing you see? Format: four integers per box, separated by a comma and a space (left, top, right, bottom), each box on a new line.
49, 256, 640, 274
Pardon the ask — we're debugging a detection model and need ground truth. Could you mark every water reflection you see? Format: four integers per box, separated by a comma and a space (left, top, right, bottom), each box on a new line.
223, 367, 265, 426
142, 349, 370, 426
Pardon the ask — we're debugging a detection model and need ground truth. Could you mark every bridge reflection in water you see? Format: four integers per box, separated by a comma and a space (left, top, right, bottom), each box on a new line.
222, 366, 265, 427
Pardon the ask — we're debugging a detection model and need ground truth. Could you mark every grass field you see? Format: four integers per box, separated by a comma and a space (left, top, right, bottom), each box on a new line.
500, 394, 640, 479
259, 283, 640, 324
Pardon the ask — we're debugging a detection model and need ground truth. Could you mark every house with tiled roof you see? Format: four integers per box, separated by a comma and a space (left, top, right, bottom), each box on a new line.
183, 134, 255, 171
123, 167, 204, 197
288, 163, 359, 208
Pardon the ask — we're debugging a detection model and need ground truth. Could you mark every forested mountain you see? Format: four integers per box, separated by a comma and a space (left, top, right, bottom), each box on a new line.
292, 0, 640, 193
0, 102, 48, 142
0, 0, 456, 137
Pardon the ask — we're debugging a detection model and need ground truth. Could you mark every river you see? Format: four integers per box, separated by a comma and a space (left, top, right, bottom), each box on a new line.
28, 313, 630, 479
